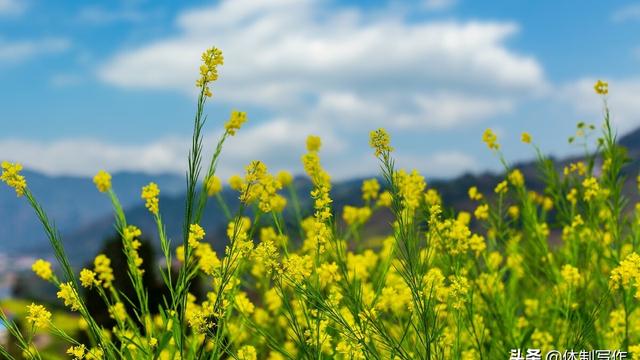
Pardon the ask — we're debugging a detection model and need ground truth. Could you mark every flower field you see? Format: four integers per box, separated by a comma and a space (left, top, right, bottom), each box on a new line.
1, 47, 639, 359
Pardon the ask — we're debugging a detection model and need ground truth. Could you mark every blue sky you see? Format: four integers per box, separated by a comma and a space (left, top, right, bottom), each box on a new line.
1, 0, 640, 179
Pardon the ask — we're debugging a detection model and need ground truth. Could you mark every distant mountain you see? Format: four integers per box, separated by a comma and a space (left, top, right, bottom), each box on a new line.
5, 126, 640, 267
0, 171, 184, 255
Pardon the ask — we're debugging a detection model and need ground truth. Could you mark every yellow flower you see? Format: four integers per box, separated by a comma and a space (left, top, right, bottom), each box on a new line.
93, 170, 112, 193
26, 303, 51, 329
560, 264, 581, 288
376, 191, 393, 207
494, 180, 508, 194
0, 161, 27, 196
361, 178, 380, 201
176, 245, 185, 262
610, 252, 640, 298
57, 282, 81, 311
567, 188, 578, 205
508, 169, 525, 187
79, 268, 99, 288
582, 177, 600, 201
521, 132, 532, 144
594, 80, 608, 95
32, 259, 53, 281
229, 174, 244, 190
196, 47, 224, 97
306, 135, 322, 152
67, 344, 86, 360
449, 276, 470, 310
482, 128, 499, 150
474, 204, 489, 220
394, 169, 426, 211
237, 345, 257, 360
225, 110, 247, 136
205, 176, 222, 196
468, 186, 483, 201
188, 223, 206, 248
94, 254, 114, 288
109, 302, 127, 322
234, 292, 255, 315
507, 205, 519, 219
141, 182, 160, 215
277, 170, 293, 186
342, 205, 372, 226
281, 254, 312, 283
369, 128, 393, 156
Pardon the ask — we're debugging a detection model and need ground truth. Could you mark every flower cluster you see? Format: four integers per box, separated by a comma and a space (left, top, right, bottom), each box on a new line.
141, 182, 160, 215
196, 47, 224, 97
93, 170, 111, 193
225, 110, 247, 136
0, 161, 26, 196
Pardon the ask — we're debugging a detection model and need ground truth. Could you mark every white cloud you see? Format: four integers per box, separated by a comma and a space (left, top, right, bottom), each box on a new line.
0, 117, 474, 180
98, 0, 546, 130
560, 78, 640, 133
0, 119, 347, 178
611, 3, 640, 23
0, 0, 26, 16
0, 37, 70, 62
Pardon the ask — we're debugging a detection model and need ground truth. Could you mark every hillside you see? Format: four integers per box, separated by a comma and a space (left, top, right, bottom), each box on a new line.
4, 126, 640, 267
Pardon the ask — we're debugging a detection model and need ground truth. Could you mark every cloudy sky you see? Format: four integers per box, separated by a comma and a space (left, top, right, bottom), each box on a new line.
1, 0, 640, 180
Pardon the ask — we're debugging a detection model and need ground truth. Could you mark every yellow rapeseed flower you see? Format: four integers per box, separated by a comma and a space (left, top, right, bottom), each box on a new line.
474, 204, 489, 220
306, 135, 322, 152
610, 252, 640, 299
508, 169, 525, 187
109, 302, 127, 322
67, 344, 86, 360
276, 171, 293, 186
560, 264, 581, 288
188, 223, 206, 248
361, 178, 380, 201
57, 282, 81, 311
79, 268, 99, 288
32, 259, 53, 281
468, 186, 483, 201
141, 182, 160, 215
225, 110, 247, 136
94, 254, 114, 288
494, 180, 508, 194
482, 129, 499, 150
93, 170, 111, 193
229, 175, 244, 190
521, 132, 532, 144
26, 303, 51, 329
205, 176, 222, 196
376, 191, 393, 207
582, 177, 600, 201
369, 128, 393, 156
594, 80, 608, 95
196, 47, 224, 97
0, 161, 27, 196
237, 345, 257, 360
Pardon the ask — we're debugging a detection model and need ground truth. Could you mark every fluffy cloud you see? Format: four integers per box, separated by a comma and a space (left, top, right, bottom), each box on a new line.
0, 37, 70, 62
611, 3, 640, 23
98, 0, 545, 130
0, 117, 474, 180
0, 0, 25, 16
560, 78, 640, 133
0, 119, 344, 178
